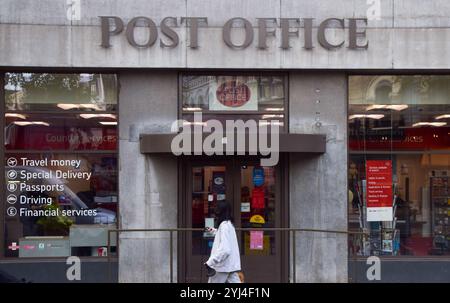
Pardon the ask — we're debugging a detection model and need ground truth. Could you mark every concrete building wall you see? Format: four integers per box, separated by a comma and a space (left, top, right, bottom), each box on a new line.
118, 72, 178, 282
2, 0, 450, 69
289, 72, 348, 282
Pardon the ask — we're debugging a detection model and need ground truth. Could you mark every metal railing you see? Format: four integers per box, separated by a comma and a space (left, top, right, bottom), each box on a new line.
106, 228, 368, 283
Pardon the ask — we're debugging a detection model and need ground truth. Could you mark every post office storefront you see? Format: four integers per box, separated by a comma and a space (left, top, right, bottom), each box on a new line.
0, 0, 449, 283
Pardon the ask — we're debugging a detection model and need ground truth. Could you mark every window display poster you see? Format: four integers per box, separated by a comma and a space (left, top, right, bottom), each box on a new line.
250, 231, 264, 250
253, 167, 265, 187
382, 240, 393, 253
203, 217, 215, 238
217, 194, 226, 201
241, 202, 250, 212
366, 160, 393, 221
251, 187, 265, 209
212, 171, 225, 194
369, 226, 382, 253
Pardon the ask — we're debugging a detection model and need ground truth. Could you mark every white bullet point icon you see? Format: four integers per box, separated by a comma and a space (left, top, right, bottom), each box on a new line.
7, 183, 18, 192
7, 170, 17, 180
7, 158, 17, 167
7, 194, 17, 204
7, 207, 17, 216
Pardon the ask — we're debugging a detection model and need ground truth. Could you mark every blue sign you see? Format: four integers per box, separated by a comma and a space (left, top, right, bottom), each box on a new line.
253, 167, 265, 187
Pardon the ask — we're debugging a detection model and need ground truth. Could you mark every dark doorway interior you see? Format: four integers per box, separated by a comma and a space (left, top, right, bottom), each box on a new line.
180, 156, 288, 283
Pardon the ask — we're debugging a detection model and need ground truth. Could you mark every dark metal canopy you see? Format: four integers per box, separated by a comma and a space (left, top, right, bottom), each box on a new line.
140, 133, 326, 154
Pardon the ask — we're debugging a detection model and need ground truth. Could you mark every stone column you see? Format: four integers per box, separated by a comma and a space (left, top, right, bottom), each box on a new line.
289, 72, 348, 282
118, 72, 178, 282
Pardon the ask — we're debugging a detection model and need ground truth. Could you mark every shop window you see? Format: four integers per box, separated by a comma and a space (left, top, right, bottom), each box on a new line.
5, 73, 117, 112
3, 73, 118, 258
181, 74, 286, 130
348, 75, 450, 257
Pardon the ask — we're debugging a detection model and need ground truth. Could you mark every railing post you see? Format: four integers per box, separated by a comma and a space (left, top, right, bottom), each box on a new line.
352, 233, 358, 283
293, 230, 296, 283
107, 230, 111, 283
170, 230, 174, 283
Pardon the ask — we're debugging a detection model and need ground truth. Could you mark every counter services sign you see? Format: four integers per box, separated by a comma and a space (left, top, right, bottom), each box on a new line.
366, 160, 393, 221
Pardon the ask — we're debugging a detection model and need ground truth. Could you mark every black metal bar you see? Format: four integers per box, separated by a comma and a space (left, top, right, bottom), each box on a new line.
352, 233, 359, 283
4, 110, 117, 115
107, 228, 368, 235
170, 230, 174, 283
107, 230, 111, 283
293, 230, 296, 283
106, 228, 368, 284
5, 149, 118, 154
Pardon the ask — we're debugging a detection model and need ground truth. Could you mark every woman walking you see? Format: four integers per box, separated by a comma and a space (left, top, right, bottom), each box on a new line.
204, 200, 242, 283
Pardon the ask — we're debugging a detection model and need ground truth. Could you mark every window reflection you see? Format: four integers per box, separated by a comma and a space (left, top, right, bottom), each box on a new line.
348, 75, 450, 257
3, 73, 118, 258
5, 73, 117, 111
5, 113, 117, 151
182, 75, 285, 112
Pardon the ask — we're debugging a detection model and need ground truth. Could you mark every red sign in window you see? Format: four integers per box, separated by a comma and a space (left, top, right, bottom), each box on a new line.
349, 127, 450, 151
366, 160, 393, 221
216, 81, 251, 107
5, 125, 117, 150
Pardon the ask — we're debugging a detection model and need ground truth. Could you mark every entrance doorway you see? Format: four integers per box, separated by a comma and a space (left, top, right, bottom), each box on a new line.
180, 156, 288, 282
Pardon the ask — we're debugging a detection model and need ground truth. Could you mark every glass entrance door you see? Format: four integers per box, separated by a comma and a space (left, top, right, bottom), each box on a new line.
237, 161, 282, 282
182, 157, 287, 282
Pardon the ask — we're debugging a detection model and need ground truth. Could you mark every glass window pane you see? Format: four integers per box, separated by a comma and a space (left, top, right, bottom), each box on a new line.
181, 113, 285, 132
3, 72, 118, 258
5, 73, 117, 111
182, 75, 285, 112
240, 165, 276, 256
191, 166, 226, 255
348, 75, 450, 258
5, 113, 117, 151
4, 153, 117, 257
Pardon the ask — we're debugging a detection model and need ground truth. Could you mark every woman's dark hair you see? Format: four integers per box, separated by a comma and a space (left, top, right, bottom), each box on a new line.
215, 200, 233, 226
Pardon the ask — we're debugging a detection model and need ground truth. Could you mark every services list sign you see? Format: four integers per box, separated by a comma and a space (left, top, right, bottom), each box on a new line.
366, 160, 393, 222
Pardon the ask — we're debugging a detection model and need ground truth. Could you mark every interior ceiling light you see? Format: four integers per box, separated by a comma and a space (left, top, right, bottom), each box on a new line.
99, 121, 118, 125
349, 114, 385, 120
57, 103, 78, 110
435, 114, 450, 120
370, 127, 393, 131
183, 121, 207, 126
80, 114, 116, 119
366, 104, 409, 111
262, 114, 284, 119
13, 121, 49, 126
57, 103, 102, 110
183, 107, 202, 111
265, 107, 284, 111
412, 122, 447, 127
5, 113, 26, 119
259, 121, 284, 126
